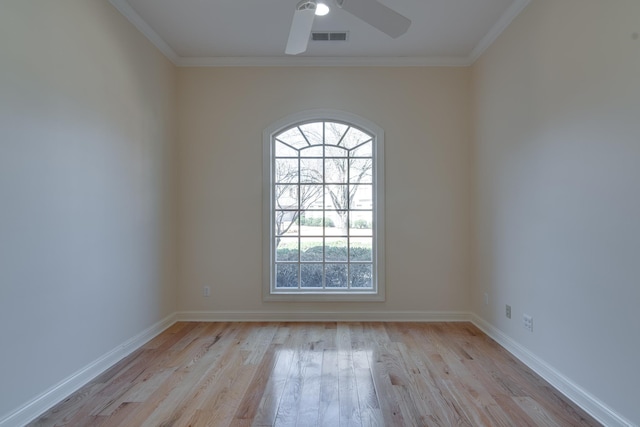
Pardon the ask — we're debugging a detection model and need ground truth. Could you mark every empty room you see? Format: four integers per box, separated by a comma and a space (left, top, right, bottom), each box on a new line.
1, 0, 638, 426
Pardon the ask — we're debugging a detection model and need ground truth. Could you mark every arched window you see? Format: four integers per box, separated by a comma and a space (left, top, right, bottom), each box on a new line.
263, 110, 385, 301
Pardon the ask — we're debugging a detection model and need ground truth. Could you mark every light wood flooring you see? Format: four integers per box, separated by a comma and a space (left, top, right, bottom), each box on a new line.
30, 322, 601, 426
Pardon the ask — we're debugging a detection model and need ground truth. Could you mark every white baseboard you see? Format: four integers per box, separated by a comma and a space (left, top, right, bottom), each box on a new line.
0, 313, 177, 427
470, 314, 635, 427
176, 310, 472, 322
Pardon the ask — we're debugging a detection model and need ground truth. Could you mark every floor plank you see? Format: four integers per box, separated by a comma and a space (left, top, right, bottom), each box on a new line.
29, 322, 602, 427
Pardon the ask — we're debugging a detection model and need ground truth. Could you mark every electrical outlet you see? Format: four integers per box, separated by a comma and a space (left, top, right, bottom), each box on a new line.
203, 286, 211, 297
523, 314, 533, 332
484, 293, 489, 306
506, 305, 511, 319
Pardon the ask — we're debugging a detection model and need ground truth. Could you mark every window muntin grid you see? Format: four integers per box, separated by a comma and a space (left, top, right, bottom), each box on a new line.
271, 121, 376, 292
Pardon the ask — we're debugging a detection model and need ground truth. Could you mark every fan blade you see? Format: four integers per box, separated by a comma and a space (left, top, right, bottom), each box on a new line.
336, 0, 410, 38
285, 5, 316, 55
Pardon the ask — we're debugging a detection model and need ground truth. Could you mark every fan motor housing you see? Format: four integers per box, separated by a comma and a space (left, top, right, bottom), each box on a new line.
297, 0, 317, 12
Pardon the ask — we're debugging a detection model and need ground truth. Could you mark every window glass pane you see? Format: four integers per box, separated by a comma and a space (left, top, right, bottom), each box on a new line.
275, 185, 298, 209
350, 264, 373, 288
276, 238, 299, 261
325, 238, 348, 262
325, 185, 348, 210
300, 237, 323, 261
350, 141, 372, 158
325, 264, 348, 288
276, 264, 299, 288
300, 159, 323, 183
275, 211, 298, 236
325, 158, 348, 183
275, 159, 298, 183
350, 238, 372, 262
299, 186, 323, 211
341, 127, 372, 149
300, 146, 323, 157
349, 159, 373, 184
299, 212, 323, 236
324, 211, 339, 236
325, 122, 349, 146
301, 264, 323, 288
325, 211, 348, 235
350, 211, 372, 236
351, 185, 372, 210
275, 141, 299, 157
276, 128, 307, 150
299, 122, 324, 146
325, 145, 348, 157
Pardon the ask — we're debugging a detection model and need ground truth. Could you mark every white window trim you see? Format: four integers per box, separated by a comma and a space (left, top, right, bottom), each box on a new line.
262, 109, 385, 302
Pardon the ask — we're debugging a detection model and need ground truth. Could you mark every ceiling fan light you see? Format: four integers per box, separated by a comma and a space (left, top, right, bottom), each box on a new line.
315, 3, 330, 16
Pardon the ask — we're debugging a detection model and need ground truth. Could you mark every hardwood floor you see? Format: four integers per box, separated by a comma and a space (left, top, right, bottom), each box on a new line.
30, 322, 601, 426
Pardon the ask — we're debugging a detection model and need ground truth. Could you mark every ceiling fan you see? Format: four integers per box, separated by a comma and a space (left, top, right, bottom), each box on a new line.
285, 0, 411, 55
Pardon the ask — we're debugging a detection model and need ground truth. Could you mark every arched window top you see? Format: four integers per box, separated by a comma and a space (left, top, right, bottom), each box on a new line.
264, 109, 383, 150
274, 121, 373, 156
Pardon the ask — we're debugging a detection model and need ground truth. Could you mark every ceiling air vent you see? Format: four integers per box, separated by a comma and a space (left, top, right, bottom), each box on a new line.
311, 31, 349, 41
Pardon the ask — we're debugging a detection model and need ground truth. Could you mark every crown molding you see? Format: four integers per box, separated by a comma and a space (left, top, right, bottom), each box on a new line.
108, 0, 180, 64
469, 0, 531, 63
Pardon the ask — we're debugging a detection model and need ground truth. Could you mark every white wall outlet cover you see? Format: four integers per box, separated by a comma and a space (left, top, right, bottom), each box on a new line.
523, 314, 533, 332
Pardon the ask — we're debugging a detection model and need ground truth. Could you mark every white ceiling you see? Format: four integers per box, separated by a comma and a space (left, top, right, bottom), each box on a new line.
109, 0, 530, 66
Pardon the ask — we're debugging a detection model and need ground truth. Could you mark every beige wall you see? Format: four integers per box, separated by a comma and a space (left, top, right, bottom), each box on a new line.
177, 67, 472, 315
472, 0, 640, 424
0, 0, 177, 418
